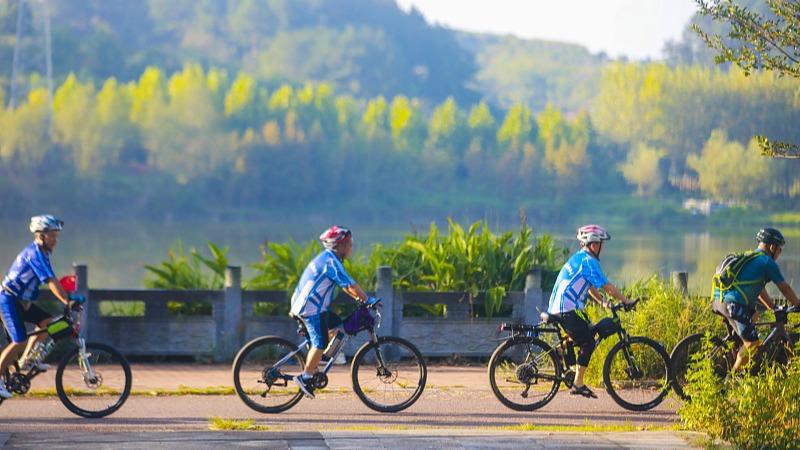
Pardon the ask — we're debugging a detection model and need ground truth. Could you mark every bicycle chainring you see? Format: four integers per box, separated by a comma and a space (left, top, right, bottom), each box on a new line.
312, 372, 328, 389
7, 372, 30, 395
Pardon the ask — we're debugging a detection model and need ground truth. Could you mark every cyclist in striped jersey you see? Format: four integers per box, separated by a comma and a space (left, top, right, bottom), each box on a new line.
548, 224, 634, 398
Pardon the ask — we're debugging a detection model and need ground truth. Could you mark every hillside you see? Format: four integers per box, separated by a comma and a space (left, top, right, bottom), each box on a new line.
0, 0, 605, 111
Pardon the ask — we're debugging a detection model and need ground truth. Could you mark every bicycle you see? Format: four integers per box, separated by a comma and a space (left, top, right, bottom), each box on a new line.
0, 282, 132, 418
488, 300, 672, 412
232, 299, 427, 413
670, 304, 799, 400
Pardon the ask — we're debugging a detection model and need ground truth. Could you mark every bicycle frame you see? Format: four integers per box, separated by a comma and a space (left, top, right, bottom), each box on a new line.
268, 307, 385, 385
525, 305, 634, 379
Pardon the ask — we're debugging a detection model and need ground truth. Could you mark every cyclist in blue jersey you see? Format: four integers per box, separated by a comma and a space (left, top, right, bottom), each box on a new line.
290, 225, 377, 398
0, 216, 79, 399
548, 224, 634, 398
712, 228, 799, 372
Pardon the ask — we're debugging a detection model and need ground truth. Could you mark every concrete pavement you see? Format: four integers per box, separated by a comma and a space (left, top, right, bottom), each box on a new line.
0, 431, 700, 449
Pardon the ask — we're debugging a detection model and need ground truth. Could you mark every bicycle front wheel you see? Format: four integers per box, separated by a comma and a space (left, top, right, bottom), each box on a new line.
603, 336, 671, 411
232, 336, 305, 413
55, 342, 131, 418
351, 336, 426, 413
488, 336, 560, 411
670, 333, 732, 400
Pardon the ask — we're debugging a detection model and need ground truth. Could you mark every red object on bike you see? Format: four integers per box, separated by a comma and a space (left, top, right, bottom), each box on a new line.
59, 275, 77, 293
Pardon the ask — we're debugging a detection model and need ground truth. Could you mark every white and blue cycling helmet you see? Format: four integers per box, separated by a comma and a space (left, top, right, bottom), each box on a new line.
29, 215, 64, 233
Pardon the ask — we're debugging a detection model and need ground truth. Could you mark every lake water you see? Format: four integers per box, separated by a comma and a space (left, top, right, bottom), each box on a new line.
0, 219, 797, 295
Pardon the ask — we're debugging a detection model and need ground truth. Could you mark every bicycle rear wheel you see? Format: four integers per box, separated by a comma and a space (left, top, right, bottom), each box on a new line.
232, 336, 305, 413
351, 336, 426, 413
603, 336, 671, 411
670, 333, 732, 400
55, 342, 131, 418
488, 336, 560, 411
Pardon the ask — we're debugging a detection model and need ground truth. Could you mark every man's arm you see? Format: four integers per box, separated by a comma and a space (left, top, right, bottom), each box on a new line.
46, 279, 70, 305
776, 281, 800, 307
756, 288, 776, 310
601, 283, 632, 304
342, 283, 369, 303
588, 286, 607, 307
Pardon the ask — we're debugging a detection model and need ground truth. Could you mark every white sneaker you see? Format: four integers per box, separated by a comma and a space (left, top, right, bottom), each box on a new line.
333, 352, 347, 365
0, 382, 12, 399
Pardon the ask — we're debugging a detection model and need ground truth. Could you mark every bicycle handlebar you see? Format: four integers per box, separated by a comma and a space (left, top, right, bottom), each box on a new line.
611, 298, 639, 312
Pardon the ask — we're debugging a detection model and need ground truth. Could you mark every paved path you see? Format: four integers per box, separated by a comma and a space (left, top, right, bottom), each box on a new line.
0, 364, 692, 449
0, 431, 699, 449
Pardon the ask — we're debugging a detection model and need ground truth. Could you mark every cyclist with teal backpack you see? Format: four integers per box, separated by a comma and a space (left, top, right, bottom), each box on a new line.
711, 228, 800, 372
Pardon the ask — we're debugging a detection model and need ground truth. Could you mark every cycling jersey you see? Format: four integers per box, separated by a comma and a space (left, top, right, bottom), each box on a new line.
2, 242, 56, 301
548, 249, 609, 314
290, 249, 355, 317
713, 248, 784, 310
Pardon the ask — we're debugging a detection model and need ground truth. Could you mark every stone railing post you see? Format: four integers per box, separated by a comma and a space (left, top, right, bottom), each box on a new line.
376, 266, 398, 336
218, 266, 243, 362
74, 263, 90, 339
523, 268, 544, 324
671, 271, 688, 296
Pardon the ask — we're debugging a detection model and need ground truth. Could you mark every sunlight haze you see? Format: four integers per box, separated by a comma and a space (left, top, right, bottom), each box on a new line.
396, 0, 698, 60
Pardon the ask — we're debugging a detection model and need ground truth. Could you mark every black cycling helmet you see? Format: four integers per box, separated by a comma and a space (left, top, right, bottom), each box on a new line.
757, 227, 785, 247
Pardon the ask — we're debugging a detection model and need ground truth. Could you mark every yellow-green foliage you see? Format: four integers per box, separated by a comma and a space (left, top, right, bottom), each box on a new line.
679, 338, 800, 450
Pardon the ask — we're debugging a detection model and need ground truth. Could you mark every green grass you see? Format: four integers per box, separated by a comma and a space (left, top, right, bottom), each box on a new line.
208, 416, 271, 431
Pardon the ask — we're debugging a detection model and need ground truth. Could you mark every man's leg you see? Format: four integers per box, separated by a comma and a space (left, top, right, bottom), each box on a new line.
725, 303, 760, 372
733, 340, 760, 372
559, 311, 596, 395
0, 296, 29, 376
21, 317, 51, 363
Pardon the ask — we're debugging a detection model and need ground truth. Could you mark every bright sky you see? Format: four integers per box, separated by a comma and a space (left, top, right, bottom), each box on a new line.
396, 0, 698, 60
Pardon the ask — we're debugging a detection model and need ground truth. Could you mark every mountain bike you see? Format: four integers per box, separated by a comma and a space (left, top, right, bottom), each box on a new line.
0, 296, 132, 418
488, 300, 672, 412
232, 299, 426, 413
670, 305, 799, 400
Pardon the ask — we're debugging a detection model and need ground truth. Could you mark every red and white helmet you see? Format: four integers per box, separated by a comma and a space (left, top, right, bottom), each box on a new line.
319, 225, 352, 250
576, 224, 611, 245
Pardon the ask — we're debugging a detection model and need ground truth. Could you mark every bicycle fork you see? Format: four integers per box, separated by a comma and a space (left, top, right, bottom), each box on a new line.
76, 337, 99, 384
369, 331, 392, 378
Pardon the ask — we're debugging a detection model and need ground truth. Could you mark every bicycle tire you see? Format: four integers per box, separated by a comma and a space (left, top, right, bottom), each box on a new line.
670, 333, 730, 400
603, 336, 671, 411
232, 336, 305, 413
55, 342, 131, 418
488, 336, 560, 412
350, 336, 426, 413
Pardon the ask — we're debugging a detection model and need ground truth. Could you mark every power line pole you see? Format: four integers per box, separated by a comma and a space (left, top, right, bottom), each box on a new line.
8, 0, 53, 116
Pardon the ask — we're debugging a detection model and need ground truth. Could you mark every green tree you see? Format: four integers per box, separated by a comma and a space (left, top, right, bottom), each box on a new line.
426, 97, 467, 154
618, 143, 666, 197
497, 102, 536, 153
686, 129, 770, 201
389, 95, 425, 152
0, 88, 50, 169
694, 0, 800, 158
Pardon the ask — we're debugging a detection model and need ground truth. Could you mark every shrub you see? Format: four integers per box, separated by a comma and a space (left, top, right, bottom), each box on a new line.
144, 241, 228, 289
679, 337, 800, 450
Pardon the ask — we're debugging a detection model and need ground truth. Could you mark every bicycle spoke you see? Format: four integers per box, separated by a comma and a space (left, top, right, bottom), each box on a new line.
233, 337, 304, 413
489, 337, 560, 411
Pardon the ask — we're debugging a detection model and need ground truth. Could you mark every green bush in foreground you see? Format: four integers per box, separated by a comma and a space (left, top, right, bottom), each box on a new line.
679, 337, 800, 450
